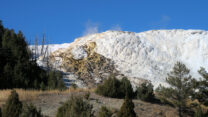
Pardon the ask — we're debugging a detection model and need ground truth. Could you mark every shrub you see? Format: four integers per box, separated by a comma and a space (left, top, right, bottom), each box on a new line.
96, 75, 134, 98
155, 85, 174, 105
20, 103, 43, 117
136, 82, 155, 102
56, 96, 94, 117
96, 75, 121, 98
47, 71, 66, 90
2, 90, 22, 117
98, 106, 113, 117
120, 77, 134, 98
117, 95, 136, 117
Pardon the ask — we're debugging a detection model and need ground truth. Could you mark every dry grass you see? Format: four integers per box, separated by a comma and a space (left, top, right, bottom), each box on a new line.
0, 87, 94, 107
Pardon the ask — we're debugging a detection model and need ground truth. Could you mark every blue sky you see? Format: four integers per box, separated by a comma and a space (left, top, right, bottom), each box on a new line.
0, 0, 208, 44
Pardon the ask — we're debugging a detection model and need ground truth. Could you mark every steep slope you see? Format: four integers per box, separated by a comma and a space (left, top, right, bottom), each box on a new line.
39, 30, 208, 87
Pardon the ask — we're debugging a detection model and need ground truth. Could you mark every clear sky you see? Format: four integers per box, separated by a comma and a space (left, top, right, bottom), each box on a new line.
0, 0, 208, 44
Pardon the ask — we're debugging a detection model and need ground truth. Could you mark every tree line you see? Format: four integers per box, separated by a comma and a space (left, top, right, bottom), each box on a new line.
0, 20, 65, 90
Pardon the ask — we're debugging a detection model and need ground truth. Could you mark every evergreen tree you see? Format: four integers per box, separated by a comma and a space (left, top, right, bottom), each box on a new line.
0, 48, 14, 89
117, 95, 136, 117
40, 82, 46, 90
3, 64, 13, 88
16, 31, 30, 62
96, 75, 134, 98
1, 29, 12, 49
0, 20, 4, 47
120, 77, 134, 98
96, 75, 121, 98
194, 67, 208, 106
0, 20, 66, 90
156, 62, 193, 117
47, 71, 66, 90
136, 82, 155, 102
56, 96, 94, 117
98, 106, 112, 117
20, 103, 43, 117
47, 71, 57, 89
2, 90, 22, 117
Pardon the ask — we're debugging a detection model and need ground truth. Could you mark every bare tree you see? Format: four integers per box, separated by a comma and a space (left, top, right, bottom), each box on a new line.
34, 36, 39, 62
40, 34, 45, 56
32, 34, 51, 70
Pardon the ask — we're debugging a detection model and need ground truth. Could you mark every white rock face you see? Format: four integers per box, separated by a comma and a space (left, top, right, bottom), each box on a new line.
72, 46, 88, 60
29, 43, 71, 57
34, 30, 208, 87
29, 43, 71, 69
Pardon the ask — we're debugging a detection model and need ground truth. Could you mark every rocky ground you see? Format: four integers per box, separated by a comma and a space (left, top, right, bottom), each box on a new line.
28, 91, 178, 117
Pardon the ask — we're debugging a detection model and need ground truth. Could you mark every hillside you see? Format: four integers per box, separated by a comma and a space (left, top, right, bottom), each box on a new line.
0, 89, 178, 117
34, 30, 208, 88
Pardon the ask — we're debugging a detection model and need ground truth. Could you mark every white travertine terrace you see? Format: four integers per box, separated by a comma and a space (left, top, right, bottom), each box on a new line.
32, 30, 208, 87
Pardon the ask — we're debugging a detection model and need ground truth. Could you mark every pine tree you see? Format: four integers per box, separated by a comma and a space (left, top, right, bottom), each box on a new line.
47, 71, 65, 90
13, 61, 25, 88
2, 90, 22, 117
0, 20, 4, 47
15, 31, 30, 62
98, 106, 112, 117
194, 67, 208, 106
1, 29, 12, 49
56, 96, 94, 117
136, 82, 155, 102
3, 64, 13, 88
96, 75, 121, 98
117, 95, 136, 117
20, 103, 43, 117
156, 62, 193, 117
120, 77, 134, 98
0, 20, 66, 90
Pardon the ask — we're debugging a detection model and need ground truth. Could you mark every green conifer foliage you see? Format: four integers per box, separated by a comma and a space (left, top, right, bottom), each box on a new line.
96, 75, 121, 98
0, 20, 66, 90
194, 67, 208, 106
56, 96, 94, 117
120, 77, 134, 98
0, 20, 4, 47
136, 82, 155, 102
98, 106, 112, 117
47, 71, 66, 90
96, 75, 134, 98
156, 62, 193, 117
2, 90, 22, 117
117, 95, 136, 117
3, 64, 13, 88
20, 103, 43, 117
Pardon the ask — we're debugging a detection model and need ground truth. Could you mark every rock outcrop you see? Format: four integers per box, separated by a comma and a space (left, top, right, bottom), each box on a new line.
34, 30, 208, 88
